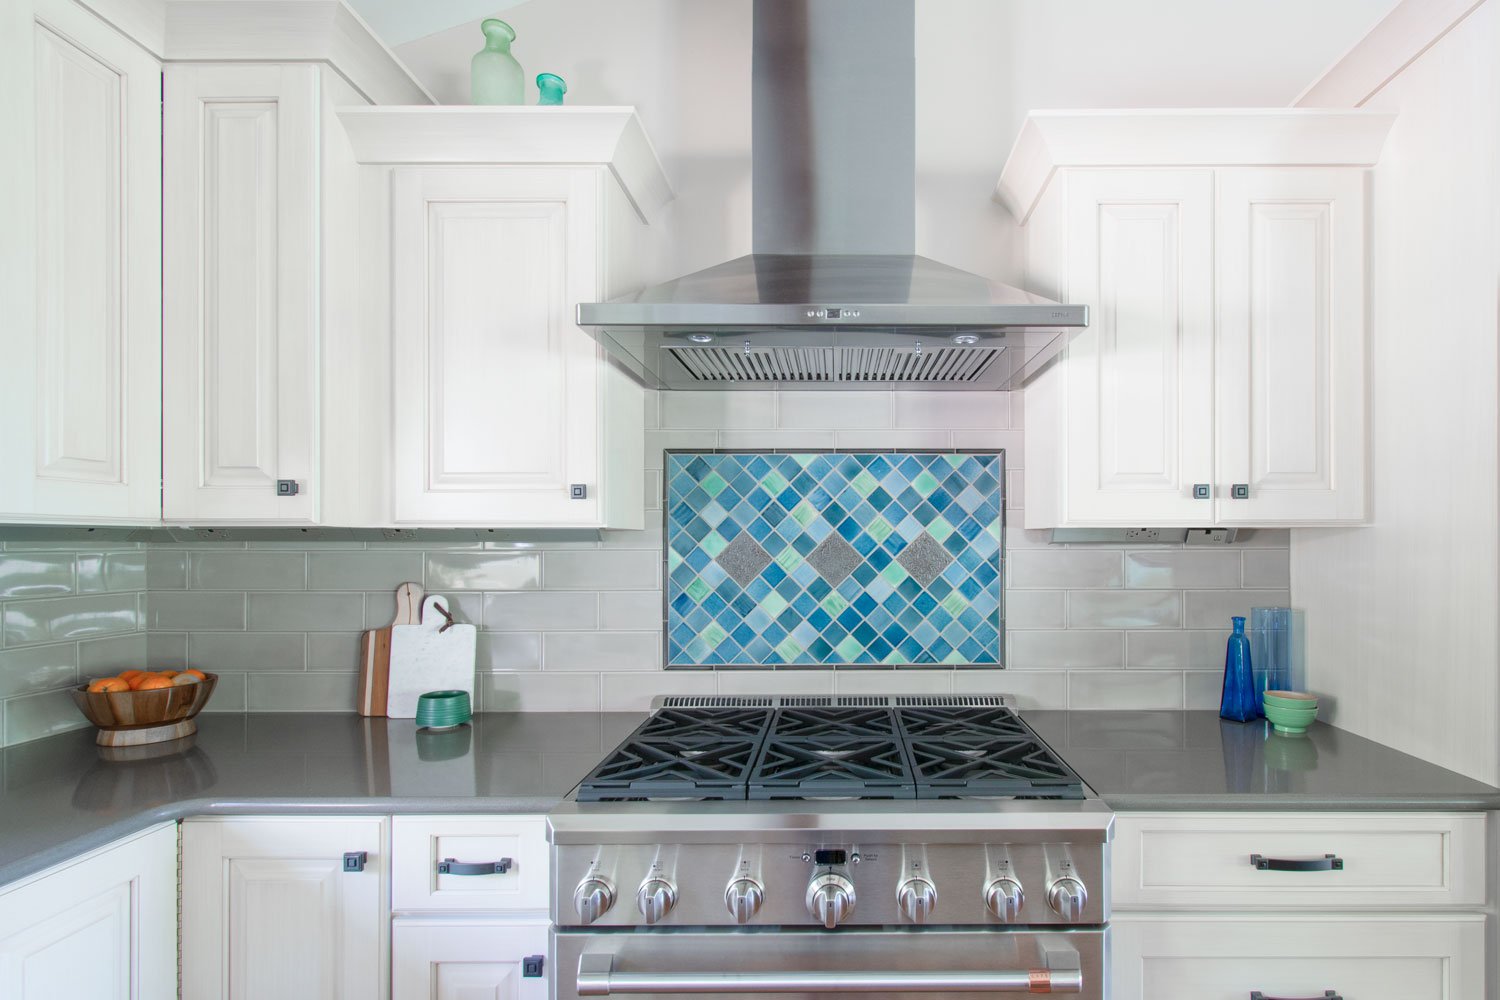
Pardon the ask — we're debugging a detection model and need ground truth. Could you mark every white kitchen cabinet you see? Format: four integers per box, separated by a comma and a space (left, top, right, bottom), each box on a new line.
392, 919, 550, 1000
0, 823, 176, 1000
181, 816, 389, 1000
392, 815, 550, 913
999, 110, 1393, 528
1111, 915, 1485, 1000
0, 0, 162, 524
162, 62, 372, 525
340, 108, 668, 528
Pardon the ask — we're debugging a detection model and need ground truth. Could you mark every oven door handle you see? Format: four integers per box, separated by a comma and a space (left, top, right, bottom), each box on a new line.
576, 954, 1084, 995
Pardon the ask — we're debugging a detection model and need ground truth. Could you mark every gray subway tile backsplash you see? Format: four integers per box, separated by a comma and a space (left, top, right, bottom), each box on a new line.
0, 391, 1296, 745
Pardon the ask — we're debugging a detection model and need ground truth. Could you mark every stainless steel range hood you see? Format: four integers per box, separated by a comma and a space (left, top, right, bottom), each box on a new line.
578, 0, 1087, 391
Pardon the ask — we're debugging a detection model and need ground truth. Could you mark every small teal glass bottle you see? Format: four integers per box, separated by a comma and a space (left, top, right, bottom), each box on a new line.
1219, 616, 1258, 722
536, 73, 567, 105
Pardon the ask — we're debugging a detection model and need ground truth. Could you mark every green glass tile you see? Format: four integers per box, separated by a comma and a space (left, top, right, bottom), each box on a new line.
986, 519, 1002, 540
943, 454, 967, 468
882, 647, 905, 664
667, 549, 684, 570
912, 470, 940, 496
702, 622, 728, 648
834, 635, 864, 660
850, 469, 879, 497
760, 469, 789, 495
776, 636, 804, 660
880, 562, 909, 587
685, 577, 711, 603
792, 454, 817, 467
942, 648, 966, 664
700, 472, 728, 497
927, 515, 954, 543
866, 515, 894, 543
774, 547, 803, 573
820, 592, 849, 618
701, 531, 729, 558
761, 591, 789, 618
940, 592, 969, 617
790, 501, 818, 528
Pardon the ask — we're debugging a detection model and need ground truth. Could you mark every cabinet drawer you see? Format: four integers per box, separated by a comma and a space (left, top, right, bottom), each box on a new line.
1113, 812, 1486, 909
393, 815, 549, 912
392, 919, 549, 1000
1111, 915, 1485, 1000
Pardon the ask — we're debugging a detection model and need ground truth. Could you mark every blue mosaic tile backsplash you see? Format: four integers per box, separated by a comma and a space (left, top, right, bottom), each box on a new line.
665, 451, 1004, 667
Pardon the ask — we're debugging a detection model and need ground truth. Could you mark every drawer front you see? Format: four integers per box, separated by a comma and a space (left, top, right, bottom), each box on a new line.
1112, 916, 1486, 1000
393, 816, 549, 913
1113, 812, 1486, 908
392, 919, 549, 1000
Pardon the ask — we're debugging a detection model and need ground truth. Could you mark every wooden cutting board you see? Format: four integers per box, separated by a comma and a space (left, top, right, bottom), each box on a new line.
385, 594, 477, 719
356, 582, 422, 717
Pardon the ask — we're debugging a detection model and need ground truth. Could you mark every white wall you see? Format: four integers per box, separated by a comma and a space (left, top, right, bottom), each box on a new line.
395, 0, 1397, 284
1291, 0, 1500, 784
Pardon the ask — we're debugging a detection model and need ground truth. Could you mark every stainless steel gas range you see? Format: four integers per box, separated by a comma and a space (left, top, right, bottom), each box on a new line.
548, 696, 1112, 998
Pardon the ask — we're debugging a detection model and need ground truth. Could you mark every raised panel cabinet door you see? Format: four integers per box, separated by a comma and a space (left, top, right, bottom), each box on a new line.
1061, 170, 1217, 525
0, 823, 177, 1000
1216, 168, 1368, 523
0, 0, 162, 524
391, 167, 605, 525
392, 920, 549, 1000
1111, 915, 1485, 1000
181, 816, 389, 1000
163, 64, 319, 522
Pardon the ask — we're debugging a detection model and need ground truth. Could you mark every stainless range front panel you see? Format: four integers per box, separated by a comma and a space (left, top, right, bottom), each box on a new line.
553, 929, 1106, 999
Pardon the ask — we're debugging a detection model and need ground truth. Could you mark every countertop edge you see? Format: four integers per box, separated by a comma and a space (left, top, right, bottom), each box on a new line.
1102, 794, 1500, 812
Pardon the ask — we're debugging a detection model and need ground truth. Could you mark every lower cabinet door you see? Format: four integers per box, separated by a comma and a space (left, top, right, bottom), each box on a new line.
1111, 915, 1486, 1000
392, 919, 549, 1000
181, 816, 389, 1000
0, 823, 177, 1000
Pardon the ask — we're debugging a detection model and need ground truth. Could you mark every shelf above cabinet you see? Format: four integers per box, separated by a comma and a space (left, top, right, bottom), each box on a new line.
336, 106, 674, 223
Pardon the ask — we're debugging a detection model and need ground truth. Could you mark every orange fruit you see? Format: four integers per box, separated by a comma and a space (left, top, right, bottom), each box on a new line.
88, 677, 130, 693
118, 669, 144, 682
158, 670, 179, 679
181, 669, 208, 681
170, 673, 200, 686
127, 672, 164, 690
135, 675, 173, 691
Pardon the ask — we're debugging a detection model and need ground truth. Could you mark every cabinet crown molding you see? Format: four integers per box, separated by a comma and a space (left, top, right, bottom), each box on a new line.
336, 106, 675, 224
995, 108, 1396, 223
163, 0, 432, 106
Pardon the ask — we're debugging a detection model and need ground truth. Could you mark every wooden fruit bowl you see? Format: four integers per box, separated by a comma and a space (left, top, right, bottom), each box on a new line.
70, 674, 218, 747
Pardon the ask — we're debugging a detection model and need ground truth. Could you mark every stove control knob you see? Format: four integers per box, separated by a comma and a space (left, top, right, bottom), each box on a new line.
1047, 876, 1088, 921
725, 877, 765, 924
636, 877, 678, 925
984, 877, 1025, 922
573, 876, 615, 925
896, 876, 938, 924
805, 872, 856, 929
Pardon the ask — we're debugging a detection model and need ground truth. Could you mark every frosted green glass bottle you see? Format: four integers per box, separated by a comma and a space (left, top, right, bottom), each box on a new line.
536, 73, 567, 106
471, 19, 523, 105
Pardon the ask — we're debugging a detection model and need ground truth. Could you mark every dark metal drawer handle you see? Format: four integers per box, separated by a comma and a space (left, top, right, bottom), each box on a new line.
1250, 992, 1342, 1000
438, 857, 513, 876
1250, 854, 1343, 872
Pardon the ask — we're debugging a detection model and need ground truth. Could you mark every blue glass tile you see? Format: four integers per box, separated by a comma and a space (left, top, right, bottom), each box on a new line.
665, 451, 1004, 666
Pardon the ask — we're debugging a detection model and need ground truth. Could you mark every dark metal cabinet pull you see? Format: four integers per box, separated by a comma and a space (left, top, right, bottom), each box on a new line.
1250, 853, 1343, 871
342, 851, 368, 873
437, 856, 513, 876
1250, 992, 1342, 1000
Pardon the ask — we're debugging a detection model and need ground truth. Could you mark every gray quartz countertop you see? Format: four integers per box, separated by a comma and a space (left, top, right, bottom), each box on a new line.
2, 710, 1497, 888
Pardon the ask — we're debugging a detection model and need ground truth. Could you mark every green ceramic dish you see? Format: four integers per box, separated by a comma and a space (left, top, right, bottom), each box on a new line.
415, 690, 472, 730
1263, 690, 1319, 709
1263, 700, 1318, 734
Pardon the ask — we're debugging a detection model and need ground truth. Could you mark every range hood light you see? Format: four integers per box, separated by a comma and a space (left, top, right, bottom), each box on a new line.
685, 333, 714, 344
951, 334, 980, 345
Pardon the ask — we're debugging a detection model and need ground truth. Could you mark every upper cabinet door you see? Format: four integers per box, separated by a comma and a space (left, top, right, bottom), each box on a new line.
0, 0, 161, 524
1060, 170, 1217, 525
163, 64, 319, 522
1215, 168, 1367, 524
391, 166, 608, 525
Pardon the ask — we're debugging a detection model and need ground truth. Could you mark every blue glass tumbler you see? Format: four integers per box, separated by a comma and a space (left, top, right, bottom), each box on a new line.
1219, 616, 1258, 722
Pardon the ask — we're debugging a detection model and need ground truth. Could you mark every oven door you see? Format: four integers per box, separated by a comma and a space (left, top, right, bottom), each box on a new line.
553, 928, 1106, 999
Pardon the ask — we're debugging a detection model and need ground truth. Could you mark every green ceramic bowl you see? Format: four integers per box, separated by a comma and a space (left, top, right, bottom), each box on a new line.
415, 690, 472, 730
1263, 700, 1318, 734
1263, 690, 1319, 710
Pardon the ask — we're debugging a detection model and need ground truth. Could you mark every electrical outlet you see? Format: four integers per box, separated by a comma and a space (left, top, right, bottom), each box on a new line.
1124, 528, 1163, 541
1185, 528, 1237, 546
380, 529, 418, 542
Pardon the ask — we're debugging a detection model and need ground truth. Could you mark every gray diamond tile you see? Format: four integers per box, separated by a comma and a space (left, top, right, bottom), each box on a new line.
807, 533, 862, 586
896, 532, 954, 588
715, 533, 773, 587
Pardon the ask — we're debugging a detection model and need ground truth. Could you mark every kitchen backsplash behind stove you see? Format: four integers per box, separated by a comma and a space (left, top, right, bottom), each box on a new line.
0, 390, 1289, 744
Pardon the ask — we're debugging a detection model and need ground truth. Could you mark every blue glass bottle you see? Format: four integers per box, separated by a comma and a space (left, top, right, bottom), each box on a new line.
1219, 616, 1258, 722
